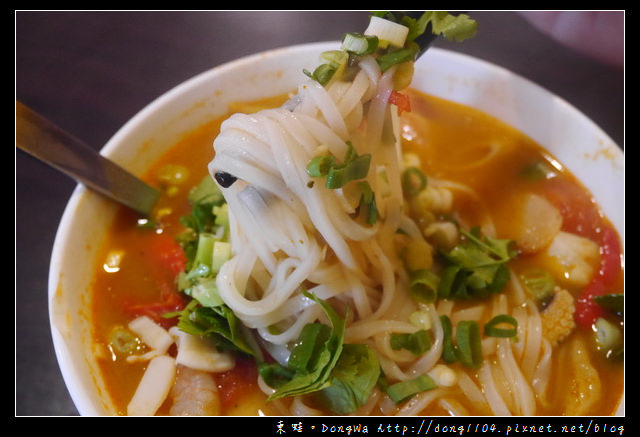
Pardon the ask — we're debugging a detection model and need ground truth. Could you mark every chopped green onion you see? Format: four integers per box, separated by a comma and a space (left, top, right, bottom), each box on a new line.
306, 154, 336, 177
320, 50, 349, 69
304, 50, 349, 86
409, 269, 440, 304
519, 160, 557, 181
211, 241, 231, 273
306, 142, 372, 189
402, 166, 427, 196
437, 265, 469, 300
385, 374, 436, 404
409, 310, 431, 330
188, 174, 224, 205
325, 154, 371, 189
343, 141, 358, 162
193, 232, 215, 268
390, 329, 432, 356
376, 48, 414, 72
183, 263, 210, 283
593, 317, 623, 360
304, 64, 337, 86
455, 320, 482, 368
439, 315, 458, 364
109, 326, 142, 356
190, 277, 224, 308
364, 15, 409, 48
357, 181, 379, 225
484, 314, 518, 338
520, 269, 555, 306
342, 32, 378, 55
213, 203, 230, 231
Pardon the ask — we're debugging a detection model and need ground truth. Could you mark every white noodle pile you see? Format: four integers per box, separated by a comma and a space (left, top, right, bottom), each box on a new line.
208, 54, 561, 415
209, 57, 415, 361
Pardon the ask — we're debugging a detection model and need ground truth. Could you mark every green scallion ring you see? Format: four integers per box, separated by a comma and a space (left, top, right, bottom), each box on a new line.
385, 374, 436, 404
401, 166, 427, 197
306, 154, 335, 177
484, 314, 518, 338
439, 315, 458, 364
409, 269, 440, 304
455, 320, 482, 368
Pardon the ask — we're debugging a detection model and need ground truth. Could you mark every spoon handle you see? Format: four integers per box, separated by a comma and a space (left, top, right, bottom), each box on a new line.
16, 101, 159, 216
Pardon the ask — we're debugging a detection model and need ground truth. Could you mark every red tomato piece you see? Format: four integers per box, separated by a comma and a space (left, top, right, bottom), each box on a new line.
389, 90, 411, 114
575, 277, 606, 330
122, 234, 188, 328
597, 224, 622, 284
575, 224, 623, 330
149, 234, 187, 277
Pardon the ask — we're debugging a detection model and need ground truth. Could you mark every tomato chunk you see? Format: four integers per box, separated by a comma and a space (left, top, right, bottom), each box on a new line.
149, 234, 187, 277
389, 90, 411, 114
575, 224, 623, 330
122, 233, 188, 329
597, 224, 623, 284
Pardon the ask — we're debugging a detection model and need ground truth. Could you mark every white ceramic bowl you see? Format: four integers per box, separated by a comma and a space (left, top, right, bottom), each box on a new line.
48, 42, 624, 416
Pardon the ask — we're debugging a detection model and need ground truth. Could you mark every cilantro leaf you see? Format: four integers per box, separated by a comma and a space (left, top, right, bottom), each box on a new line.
264, 290, 346, 402
438, 227, 515, 300
175, 303, 261, 358
314, 343, 380, 414
420, 11, 478, 42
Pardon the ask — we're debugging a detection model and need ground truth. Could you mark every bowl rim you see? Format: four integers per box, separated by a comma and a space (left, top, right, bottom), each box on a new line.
48, 41, 624, 416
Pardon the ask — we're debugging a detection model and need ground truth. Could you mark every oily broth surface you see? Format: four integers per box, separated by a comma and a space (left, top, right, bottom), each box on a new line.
91, 106, 279, 416
401, 89, 623, 416
90, 91, 623, 416
91, 118, 219, 415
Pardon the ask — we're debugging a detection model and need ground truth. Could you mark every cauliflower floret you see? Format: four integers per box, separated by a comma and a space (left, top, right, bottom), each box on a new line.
540, 287, 576, 347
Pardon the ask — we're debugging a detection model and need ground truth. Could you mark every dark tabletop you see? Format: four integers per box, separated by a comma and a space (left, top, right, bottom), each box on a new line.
15, 11, 624, 416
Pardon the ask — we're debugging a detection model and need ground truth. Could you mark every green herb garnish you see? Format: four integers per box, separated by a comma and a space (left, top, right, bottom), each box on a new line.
384, 374, 437, 404
484, 314, 518, 338
390, 329, 432, 356
261, 290, 347, 402
315, 343, 380, 414
438, 227, 516, 300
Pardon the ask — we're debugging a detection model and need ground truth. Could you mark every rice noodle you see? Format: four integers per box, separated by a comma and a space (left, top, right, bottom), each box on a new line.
207, 48, 557, 416
210, 54, 410, 357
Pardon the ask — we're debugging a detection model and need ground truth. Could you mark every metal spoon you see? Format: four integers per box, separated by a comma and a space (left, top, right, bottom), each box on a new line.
16, 101, 160, 216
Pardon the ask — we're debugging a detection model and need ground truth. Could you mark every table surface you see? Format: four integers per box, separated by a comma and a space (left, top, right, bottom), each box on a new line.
15, 11, 624, 416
